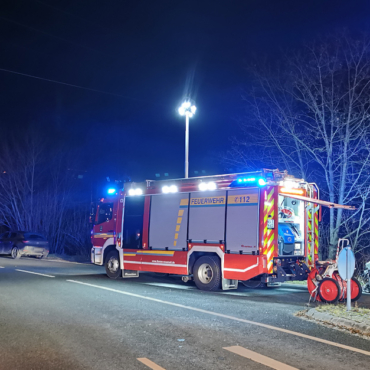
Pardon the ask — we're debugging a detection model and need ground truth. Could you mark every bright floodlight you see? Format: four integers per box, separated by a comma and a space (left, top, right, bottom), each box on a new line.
199, 182, 217, 191
162, 185, 178, 193
178, 101, 196, 117
129, 188, 143, 196
169, 185, 178, 193
199, 182, 208, 191
208, 182, 217, 190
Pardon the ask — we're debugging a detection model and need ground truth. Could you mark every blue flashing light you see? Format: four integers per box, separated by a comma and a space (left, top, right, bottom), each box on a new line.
107, 188, 116, 194
238, 177, 256, 183
234, 176, 267, 187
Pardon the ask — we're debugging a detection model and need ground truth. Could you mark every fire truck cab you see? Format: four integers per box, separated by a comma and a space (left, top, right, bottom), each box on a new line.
90, 170, 321, 290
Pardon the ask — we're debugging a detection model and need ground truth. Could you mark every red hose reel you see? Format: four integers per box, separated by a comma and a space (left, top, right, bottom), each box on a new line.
308, 266, 362, 303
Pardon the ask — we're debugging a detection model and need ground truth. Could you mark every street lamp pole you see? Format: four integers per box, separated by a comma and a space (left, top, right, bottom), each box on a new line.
185, 113, 189, 178
179, 100, 196, 179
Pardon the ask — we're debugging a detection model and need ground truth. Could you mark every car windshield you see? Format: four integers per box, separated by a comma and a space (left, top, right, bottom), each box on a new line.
23, 233, 46, 241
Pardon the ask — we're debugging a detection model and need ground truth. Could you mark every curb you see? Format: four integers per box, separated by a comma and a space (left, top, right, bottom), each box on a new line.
303, 308, 370, 337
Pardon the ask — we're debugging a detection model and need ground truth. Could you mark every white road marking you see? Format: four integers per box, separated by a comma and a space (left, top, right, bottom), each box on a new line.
144, 283, 194, 290
137, 358, 166, 370
66, 280, 370, 357
224, 346, 298, 370
16, 269, 55, 278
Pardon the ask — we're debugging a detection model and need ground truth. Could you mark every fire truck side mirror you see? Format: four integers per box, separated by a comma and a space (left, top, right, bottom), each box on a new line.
89, 203, 97, 224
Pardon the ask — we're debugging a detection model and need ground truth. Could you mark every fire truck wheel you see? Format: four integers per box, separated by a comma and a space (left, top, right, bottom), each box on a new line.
193, 255, 221, 291
105, 251, 121, 279
350, 277, 362, 302
318, 278, 340, 303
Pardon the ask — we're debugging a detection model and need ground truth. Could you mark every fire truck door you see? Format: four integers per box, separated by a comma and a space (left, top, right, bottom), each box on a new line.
188, 190, 226, 243
226, 188, 259, 254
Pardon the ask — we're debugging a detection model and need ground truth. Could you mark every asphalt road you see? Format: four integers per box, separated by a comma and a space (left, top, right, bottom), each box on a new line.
0, 256, 369, 370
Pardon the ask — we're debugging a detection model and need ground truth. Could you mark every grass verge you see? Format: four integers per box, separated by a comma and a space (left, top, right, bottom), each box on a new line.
316, 303, 370, 325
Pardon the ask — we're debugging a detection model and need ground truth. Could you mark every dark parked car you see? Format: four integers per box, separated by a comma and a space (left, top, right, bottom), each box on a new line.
0, 232, 49, 259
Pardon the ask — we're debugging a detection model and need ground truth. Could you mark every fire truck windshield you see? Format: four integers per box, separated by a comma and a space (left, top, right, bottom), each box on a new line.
96, 202, 114, 225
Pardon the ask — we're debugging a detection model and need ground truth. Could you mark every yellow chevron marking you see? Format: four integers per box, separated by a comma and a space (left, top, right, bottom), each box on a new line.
267, 246, 274, 260
267, 262, 273, 273
176, 225, 180, 232
174, 233, 179, 240
269, 233, 274, 245
266, 199, 275, 213
177, 217, 182, 224
178, 209, 184, 217
173, 241, 177, 247
267, 188, 274, 202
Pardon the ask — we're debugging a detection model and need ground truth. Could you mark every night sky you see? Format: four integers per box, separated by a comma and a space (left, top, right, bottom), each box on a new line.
1, 0, 370, 183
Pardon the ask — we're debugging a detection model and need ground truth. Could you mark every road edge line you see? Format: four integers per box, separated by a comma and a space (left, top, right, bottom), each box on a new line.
16, 269, 55, 278
66, 279, 370, 357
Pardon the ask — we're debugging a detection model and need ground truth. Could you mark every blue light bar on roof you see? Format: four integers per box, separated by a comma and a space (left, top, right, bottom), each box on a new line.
107, 188, 116, 194
234, 177, 266, 187
237, 177, 256, 183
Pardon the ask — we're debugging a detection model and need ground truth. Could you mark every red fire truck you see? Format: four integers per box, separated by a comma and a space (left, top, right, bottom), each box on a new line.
90, 169, 357, 297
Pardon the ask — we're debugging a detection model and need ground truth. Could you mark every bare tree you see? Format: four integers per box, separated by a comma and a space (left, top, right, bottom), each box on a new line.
0, 131, 91, 256
227, 32, 370, 258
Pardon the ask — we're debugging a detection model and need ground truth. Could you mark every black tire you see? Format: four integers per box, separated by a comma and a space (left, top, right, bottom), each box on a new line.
105, 250, 121, 279
350, 277, 362, 302
11, 247, 21, 259
318, 278, 340, 303
193, 255, 221, 291
241, 278, 267, 289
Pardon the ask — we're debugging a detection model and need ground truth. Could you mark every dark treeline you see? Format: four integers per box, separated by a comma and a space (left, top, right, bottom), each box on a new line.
0, 129, 92, 256
225, 31, 370, 267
